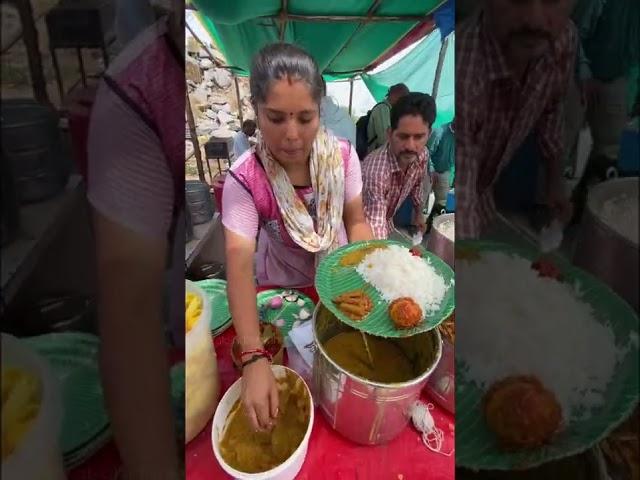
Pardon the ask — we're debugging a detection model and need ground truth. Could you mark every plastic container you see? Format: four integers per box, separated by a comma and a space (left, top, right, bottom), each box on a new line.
1, 333, 66, 480
618, 118, 639, 175
212, 173, 226, 214
212, 365, 314, 480
446, 189, 455, 212
285, 344, 317, 405
185, 280, 220, 443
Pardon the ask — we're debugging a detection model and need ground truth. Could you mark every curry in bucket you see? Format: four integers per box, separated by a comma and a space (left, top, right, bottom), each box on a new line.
219, 370, 310, 473
323, 331, 416, 383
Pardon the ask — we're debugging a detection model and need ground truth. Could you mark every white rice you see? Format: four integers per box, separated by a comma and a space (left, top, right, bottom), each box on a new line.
356, 244, 449, 315
598, 193, 639, 245
456, 251, 636, 421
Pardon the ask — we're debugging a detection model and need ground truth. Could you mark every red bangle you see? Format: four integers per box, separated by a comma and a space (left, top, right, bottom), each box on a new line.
240, 348, 272, 361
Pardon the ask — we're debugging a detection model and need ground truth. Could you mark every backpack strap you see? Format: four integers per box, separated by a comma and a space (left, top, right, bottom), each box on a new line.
367, 101, 388, 147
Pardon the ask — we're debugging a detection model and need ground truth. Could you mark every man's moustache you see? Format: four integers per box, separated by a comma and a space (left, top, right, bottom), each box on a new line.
401, 151, 418, 157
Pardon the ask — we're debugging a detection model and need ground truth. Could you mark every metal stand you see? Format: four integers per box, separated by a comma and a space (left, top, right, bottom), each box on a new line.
46, 2, 113, 101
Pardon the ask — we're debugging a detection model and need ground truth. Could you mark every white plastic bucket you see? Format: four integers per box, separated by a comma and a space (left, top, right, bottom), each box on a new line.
1, 333, 66, 480
211, 365, 314, 480
185, 280, 220, 443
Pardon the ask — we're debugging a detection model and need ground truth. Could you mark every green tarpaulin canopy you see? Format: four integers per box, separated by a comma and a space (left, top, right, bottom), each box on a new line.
190, 0, 445, 76
363, 29, 454, 127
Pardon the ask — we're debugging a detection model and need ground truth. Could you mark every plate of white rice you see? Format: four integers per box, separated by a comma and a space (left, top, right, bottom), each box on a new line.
455, 241, 639, 470
315, 240, 455, 337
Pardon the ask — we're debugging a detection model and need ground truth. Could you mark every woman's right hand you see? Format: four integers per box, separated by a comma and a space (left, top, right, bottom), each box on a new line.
241, 358, 279, 431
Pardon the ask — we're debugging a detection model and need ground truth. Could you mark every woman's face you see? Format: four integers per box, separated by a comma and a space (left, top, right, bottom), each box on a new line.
256, 77, 320, 167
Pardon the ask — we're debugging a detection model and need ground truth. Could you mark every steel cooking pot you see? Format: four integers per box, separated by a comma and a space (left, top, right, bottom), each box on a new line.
573, 178, 638, 312
427, 213, 455, 268
312, 304, 442, 445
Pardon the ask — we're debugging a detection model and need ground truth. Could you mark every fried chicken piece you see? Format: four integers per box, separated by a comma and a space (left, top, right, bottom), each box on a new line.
388, 297, 423, 329
484, 375, 563, 450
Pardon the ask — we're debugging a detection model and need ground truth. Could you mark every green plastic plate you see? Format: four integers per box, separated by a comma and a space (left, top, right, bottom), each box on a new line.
63, 426, 111, 469
256, 289, 316, 337
24, 333, 110, 458
315, 239, 455, 338
195, 279, 231, 333
455, 241, 640, 470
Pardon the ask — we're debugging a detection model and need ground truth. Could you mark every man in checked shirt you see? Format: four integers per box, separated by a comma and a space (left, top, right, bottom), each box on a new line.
362, 92, 436, 239
456, 0, 577, 239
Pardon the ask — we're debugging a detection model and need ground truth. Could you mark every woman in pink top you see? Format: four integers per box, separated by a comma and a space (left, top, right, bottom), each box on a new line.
222, 43, 372, 431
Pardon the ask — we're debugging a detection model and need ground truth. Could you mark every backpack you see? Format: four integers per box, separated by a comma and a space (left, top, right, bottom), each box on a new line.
355, 101, 384, 160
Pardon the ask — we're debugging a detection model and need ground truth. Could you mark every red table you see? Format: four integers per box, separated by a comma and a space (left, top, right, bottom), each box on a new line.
186, 327, 455, 480
68, 285, 454, 479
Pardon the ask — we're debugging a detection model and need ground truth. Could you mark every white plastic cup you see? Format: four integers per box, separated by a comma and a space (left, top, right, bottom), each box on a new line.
211, 365, 314, 480
1, 333, 66, 480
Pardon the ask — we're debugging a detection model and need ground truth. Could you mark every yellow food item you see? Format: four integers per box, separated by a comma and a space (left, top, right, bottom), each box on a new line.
219, 370, 310, 473
323, 332, 415, 383
185, 292, 203, 333
2, 367, 41, 461
339, 245, 387, 267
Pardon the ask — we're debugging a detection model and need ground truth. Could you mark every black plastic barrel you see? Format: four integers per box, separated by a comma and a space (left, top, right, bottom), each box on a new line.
1, 99, 70, 204
185, 180, 214, 225
1, 149, 20, 247
185, 202, 194, 242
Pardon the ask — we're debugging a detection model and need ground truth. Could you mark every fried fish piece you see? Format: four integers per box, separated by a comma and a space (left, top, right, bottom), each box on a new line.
388, 297, 423, 329
333, 290, 373, 321
484, 375, 563, 450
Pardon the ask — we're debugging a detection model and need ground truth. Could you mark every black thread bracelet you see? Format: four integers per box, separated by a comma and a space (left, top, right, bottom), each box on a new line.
241, 353, 271, 369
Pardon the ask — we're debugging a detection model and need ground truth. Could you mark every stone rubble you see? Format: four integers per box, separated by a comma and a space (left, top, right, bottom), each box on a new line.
185, 35, 253, 145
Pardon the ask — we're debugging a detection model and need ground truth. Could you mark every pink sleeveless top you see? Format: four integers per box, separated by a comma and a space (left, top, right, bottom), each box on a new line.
101, 20, 184, 212
222, 140, 363, 288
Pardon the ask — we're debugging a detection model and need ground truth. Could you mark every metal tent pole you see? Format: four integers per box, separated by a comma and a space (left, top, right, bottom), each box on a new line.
348, 77, 354, 116
431, 35, 449, 100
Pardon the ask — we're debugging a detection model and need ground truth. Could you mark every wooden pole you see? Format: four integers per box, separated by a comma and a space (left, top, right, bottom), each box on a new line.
279, 0, 288, 42
186, 4, 432, 22
348, 77, 354, 116
185, 21, 225, 67
431, 35, 449, 100
263, 13, 429, 23
186, 91, 206, 182
323, 0, 382, 75
14, 0, 50, 105
234, 75, 244, 126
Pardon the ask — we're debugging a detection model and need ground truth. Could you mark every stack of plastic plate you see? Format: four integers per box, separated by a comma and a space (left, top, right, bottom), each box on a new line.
24, 332, 110, 470
196, 279, 232, 337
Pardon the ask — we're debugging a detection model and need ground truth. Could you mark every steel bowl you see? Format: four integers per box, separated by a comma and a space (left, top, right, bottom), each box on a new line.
424, 335, 454, 414
427, 213, 455, 268
312, 303, 442, 445
573, 178, 639, 312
